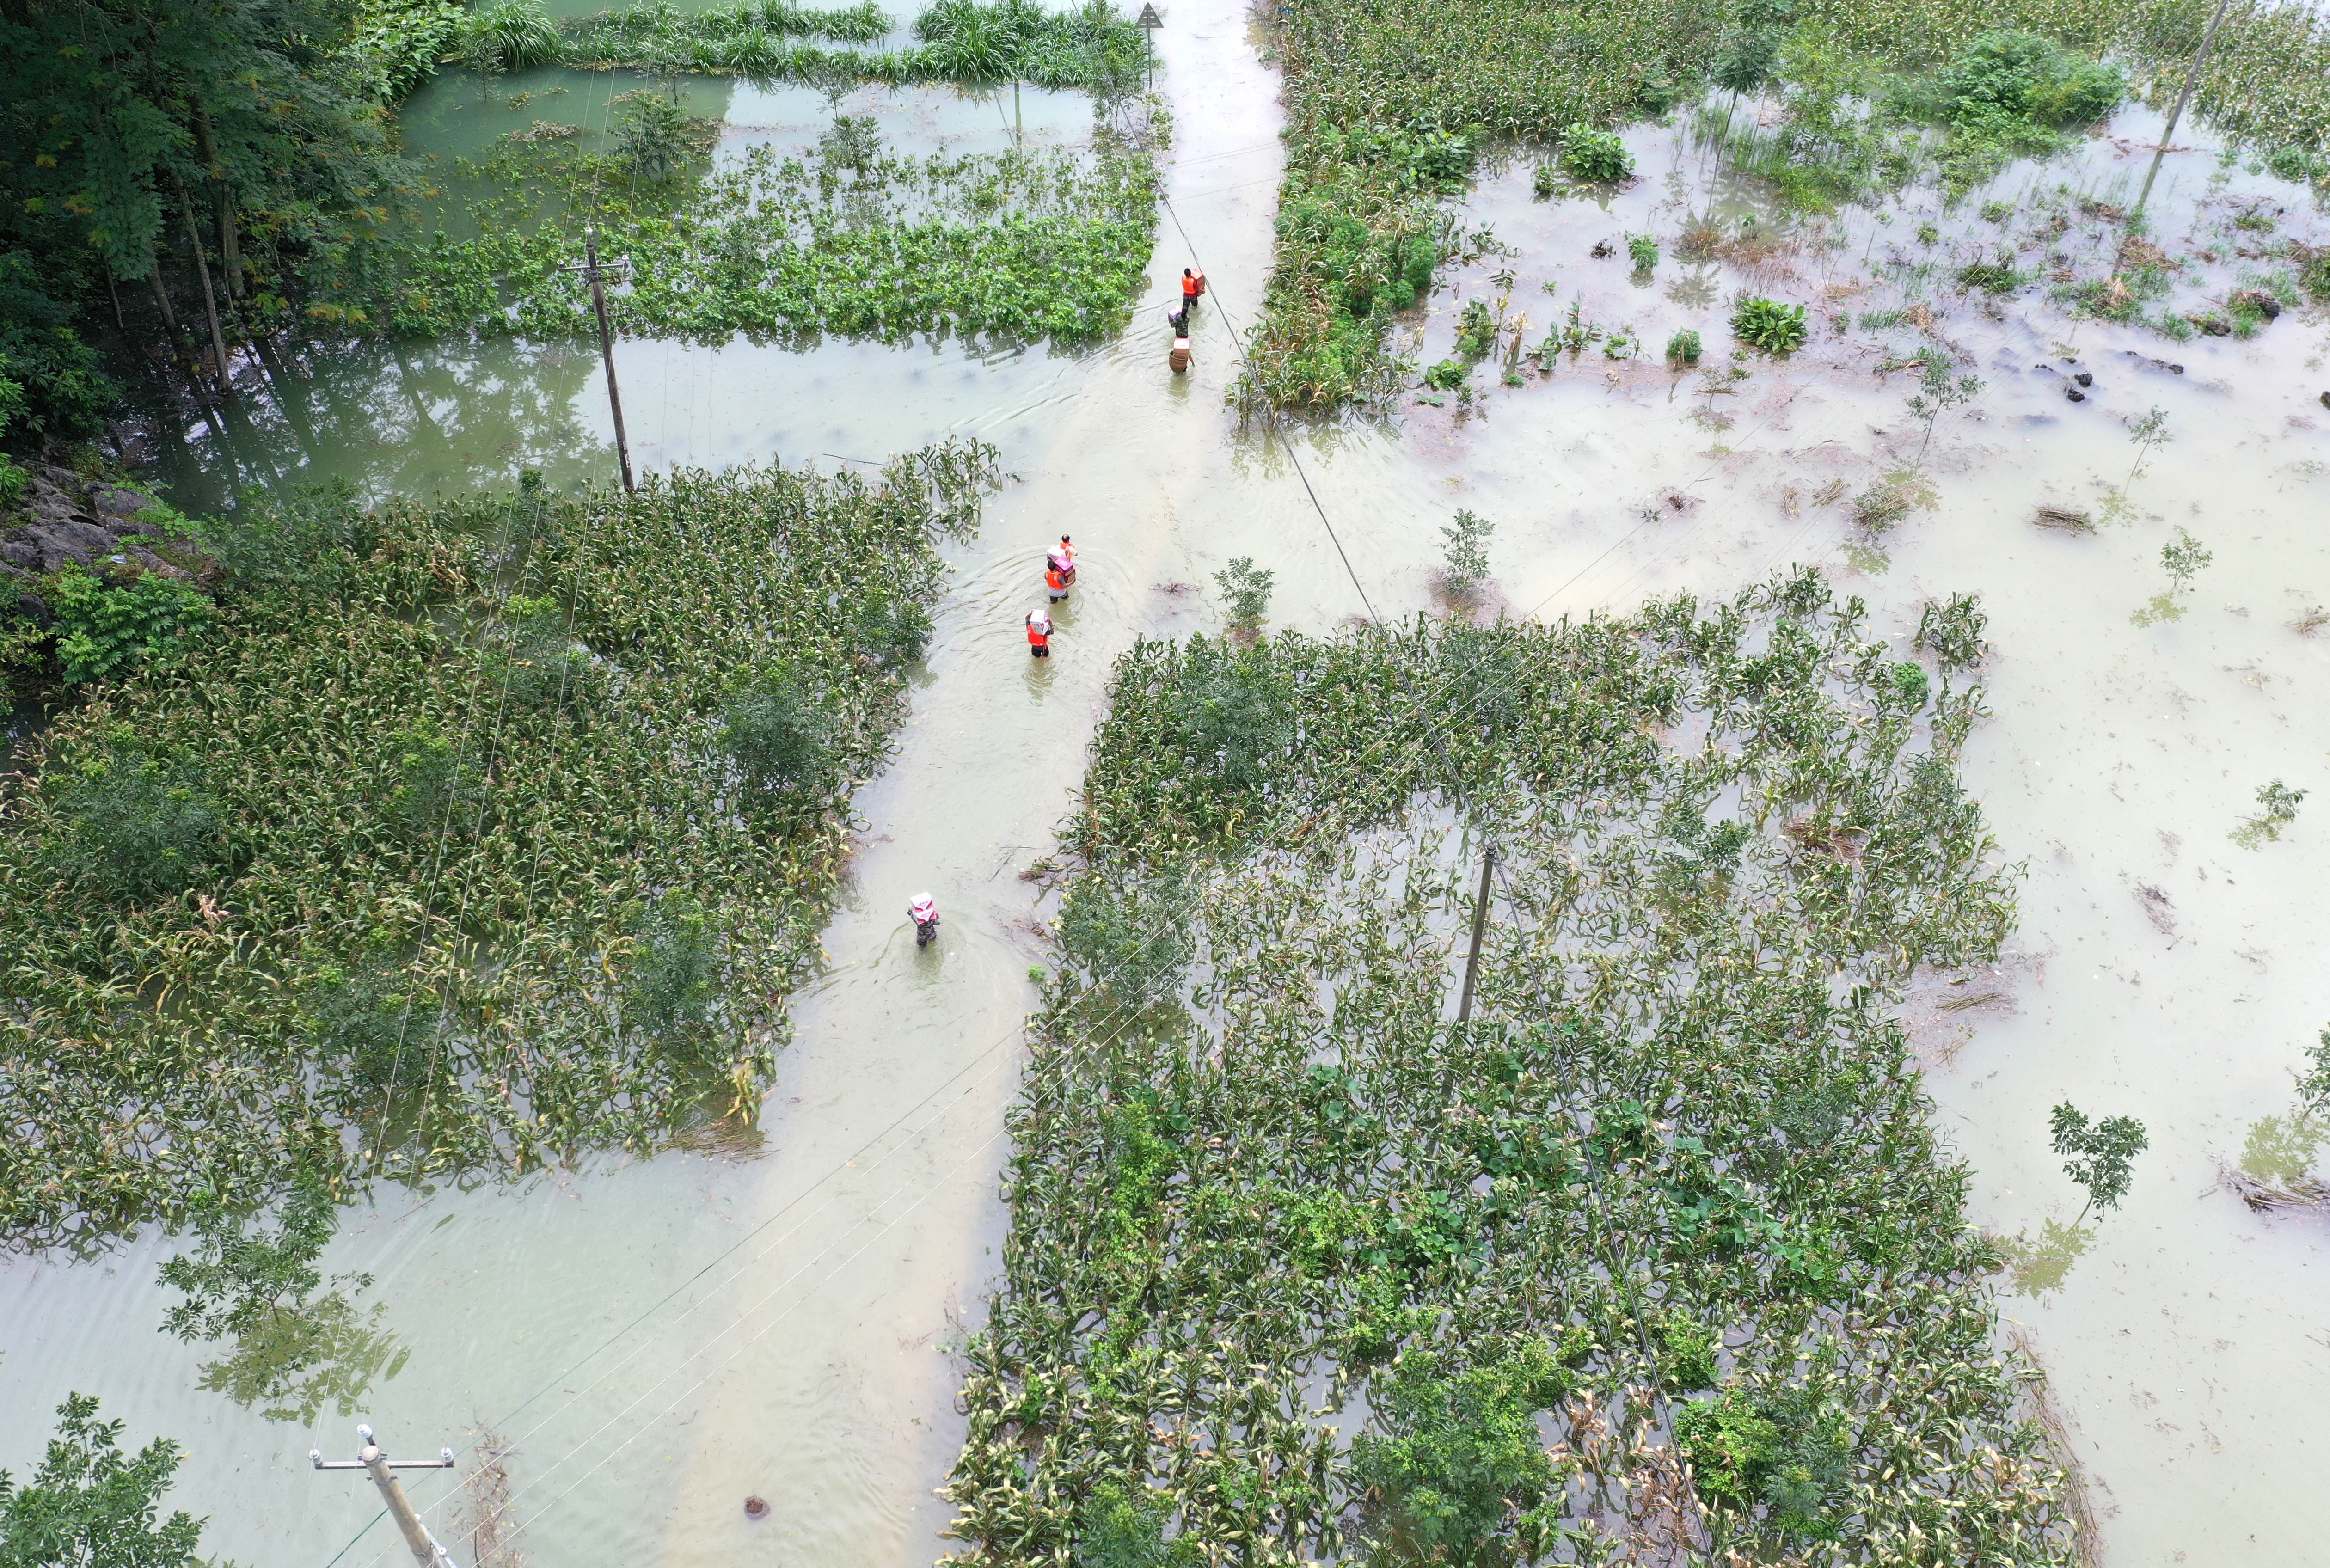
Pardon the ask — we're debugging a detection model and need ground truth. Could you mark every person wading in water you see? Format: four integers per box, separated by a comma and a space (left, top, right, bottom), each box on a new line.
1026, 609, 1053, 658
909, 892, 940, 947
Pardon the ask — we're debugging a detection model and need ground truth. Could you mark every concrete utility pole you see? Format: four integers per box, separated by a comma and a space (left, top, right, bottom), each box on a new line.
567, 230, 637, 494
2135, 0, 2239, 219
1455, 842, 1496, 1025
313, 1424, 463, 1568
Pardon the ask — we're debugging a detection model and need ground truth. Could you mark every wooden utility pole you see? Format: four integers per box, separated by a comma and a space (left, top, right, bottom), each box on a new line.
313, 1424, 463, 1568
1455, 842, 1496, 1025
572, 230, 637, 493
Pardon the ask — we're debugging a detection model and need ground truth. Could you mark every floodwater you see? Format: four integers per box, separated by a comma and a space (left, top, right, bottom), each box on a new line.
5, 12, 2329, 1568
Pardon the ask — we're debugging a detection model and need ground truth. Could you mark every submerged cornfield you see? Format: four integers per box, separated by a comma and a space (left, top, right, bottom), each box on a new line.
945, 574, 2080, 1562
1241, 0, 2330, 410
368, 131, 1160, 346
0, 442, 999, 1252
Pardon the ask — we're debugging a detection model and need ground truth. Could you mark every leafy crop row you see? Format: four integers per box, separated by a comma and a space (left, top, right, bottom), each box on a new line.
0, 442, 1000, 1252
945, 573, 2079, 1562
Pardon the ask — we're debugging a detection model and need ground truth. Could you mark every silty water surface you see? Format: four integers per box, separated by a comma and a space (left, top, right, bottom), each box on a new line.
3, 23, 2326, 1568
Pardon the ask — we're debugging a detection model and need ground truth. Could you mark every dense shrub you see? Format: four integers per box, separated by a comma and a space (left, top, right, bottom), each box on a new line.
50, 568, 212, 685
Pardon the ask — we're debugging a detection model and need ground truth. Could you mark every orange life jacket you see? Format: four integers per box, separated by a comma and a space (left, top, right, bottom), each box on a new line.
1182, 272, 1202, 300
1046, 564, 1067, 592
1027, 618, 1051, 646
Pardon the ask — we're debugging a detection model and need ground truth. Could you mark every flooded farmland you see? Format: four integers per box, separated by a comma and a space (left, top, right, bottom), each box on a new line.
2, 0, 2326, 1564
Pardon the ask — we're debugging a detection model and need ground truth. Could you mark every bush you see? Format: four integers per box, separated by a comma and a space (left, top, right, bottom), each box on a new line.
722, 672, 838, 802
613, 89, 716, 184
1731, 295, 1807, 352
1057, 864, 1196, 1008
628, 894, 719, 1039
380, 720, 484, 842
304, 960, 432, 1094
1675, 1385, 1854, 1542
1559, 122, 1632, 182
1627, 233, 1659, 271
1938, 31, 2123, 129
45, 745, 230, 904
1887, 661, 1930, 709
1074, 1480, 1199, 1568
1351, 1344, 1576, 1563
1665, 327, 1703, 365
50, 567, 211, 685
1442, 508, 1495, 599
1214, 557, 1274, 637
2265, 144, 2326, 183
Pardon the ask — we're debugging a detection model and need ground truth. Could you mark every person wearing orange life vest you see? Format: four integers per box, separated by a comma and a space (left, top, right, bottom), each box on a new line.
1045, 559, 1070, 602
1046, 535, 1076, 587
909, 892, 940, 947
1026, 609, 1053, 658
1181, 267, 1205, 314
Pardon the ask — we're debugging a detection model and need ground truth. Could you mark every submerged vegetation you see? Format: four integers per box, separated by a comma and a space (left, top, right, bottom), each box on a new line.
946, 573, 2078, 1561
1239, 0, 2330, 411
362, 125, 1160, 346
0, 441, 1001, 1250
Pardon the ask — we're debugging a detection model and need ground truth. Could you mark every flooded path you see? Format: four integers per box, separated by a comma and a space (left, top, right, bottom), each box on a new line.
1, 19, 2326, 1568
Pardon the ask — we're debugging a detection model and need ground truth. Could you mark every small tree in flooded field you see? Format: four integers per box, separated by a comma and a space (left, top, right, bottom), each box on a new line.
2131, 529, 2211, 625
1441, 509, 1495, 602
2125, 405, 2172, 487
1904, 348, 1983, 461
1214, 557, 1275, 641
2050, 1101, 2148, 1220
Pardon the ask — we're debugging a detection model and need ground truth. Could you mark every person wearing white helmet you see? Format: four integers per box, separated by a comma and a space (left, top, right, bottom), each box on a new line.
909, 892, 941, 947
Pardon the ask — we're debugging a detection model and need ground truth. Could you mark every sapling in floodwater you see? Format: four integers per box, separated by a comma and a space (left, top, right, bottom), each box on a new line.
1665, 328, 1702, 365
1441, 508, 1496, 601
1214, 556, 1274, 640
2125, 405, 2172, 488
1627, 233, 1659, 271
2230, 778, 2306, 849
2132, 528, 2211, 625
1905, 348, 1984, 461
2049, 1101, 2148, 1220
2297, 1028, 2330, 1120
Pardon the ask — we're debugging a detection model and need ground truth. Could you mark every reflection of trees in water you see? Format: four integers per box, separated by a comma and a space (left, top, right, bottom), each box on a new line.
194, 1292, 411, 1424
158, 1180, 410, 1425
139, 337, 610, 513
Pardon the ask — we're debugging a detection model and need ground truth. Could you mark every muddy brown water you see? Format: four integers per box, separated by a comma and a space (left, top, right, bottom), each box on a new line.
6, 11, 2330, 1567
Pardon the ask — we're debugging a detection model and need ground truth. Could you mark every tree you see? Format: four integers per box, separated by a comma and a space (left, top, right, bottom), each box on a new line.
1213, 557, 1274, 639
1441, 509, 1496, 602
0, 1394, 205, 1568
2048, 1101, 2147, 1220
0, 0, 412, 414
1904, 348, 1983, 461
1351, 1343, 1574, 1565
